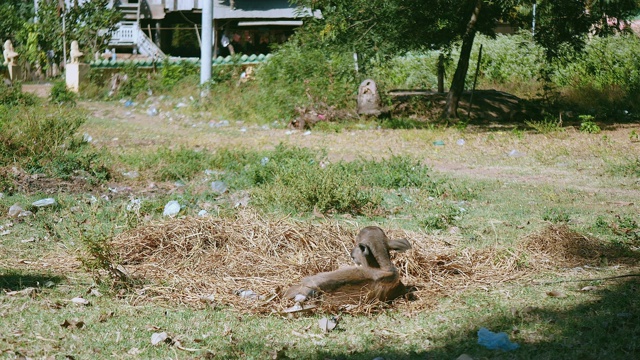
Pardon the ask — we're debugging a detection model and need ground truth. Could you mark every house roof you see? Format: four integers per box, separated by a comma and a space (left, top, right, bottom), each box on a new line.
159, 0, 318, 20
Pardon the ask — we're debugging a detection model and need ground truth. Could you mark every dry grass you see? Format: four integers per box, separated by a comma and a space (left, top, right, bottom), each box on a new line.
520, 224, 637, 268
109, 211, 636, 314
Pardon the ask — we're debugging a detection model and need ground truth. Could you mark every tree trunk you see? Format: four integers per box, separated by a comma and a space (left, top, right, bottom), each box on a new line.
443, 0, 483, 119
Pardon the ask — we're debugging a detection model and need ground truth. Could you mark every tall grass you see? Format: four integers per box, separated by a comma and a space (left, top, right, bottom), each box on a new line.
118, 144, 457, 216
0, 86, 111, 186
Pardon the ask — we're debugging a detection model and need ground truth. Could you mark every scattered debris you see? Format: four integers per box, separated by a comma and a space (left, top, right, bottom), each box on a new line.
32, 198, 56, 207
211, 181, 228, 194
70, 297, 90, 305
61, 319, 85, 329
151, 332, 169, 346
5, 287, 37, 297
546, 290, 568, 298
283, 303, 317, 314
477, 327, 519, 351
163, 200, 181, 217
580, 286, 598, 291
8, 203, 24, 217
318, 317, 338, 333
237, 289, 260, 300
507, 149, 525, 158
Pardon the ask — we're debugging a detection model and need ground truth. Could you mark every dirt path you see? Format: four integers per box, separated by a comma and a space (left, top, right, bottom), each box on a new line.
18, 82, 640, 198
77, 100, 640, 198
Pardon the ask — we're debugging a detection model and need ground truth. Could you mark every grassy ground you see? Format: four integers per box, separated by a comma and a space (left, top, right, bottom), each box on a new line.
1, 94, 639, 359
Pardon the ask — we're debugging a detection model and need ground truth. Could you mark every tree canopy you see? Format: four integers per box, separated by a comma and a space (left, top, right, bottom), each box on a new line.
1, 0, 121, 68
294, 0, 640, 117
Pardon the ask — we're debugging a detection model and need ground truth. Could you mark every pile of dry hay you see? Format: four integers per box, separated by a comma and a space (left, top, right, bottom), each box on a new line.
109, 210, 630, 314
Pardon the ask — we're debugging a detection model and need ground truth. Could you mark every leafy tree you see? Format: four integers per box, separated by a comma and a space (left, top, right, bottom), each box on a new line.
64, 0, 122, 57
294, 0, 640, 118
16, 0, 121, 67
0, 1, 34, 42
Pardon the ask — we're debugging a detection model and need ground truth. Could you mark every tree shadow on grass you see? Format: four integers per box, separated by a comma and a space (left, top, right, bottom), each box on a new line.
303, 277, 639, 360
385, 89, 640, 132
0, 268, 65, 292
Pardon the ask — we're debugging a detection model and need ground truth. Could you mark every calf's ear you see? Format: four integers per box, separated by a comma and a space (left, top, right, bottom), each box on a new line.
389, 238, 411, 252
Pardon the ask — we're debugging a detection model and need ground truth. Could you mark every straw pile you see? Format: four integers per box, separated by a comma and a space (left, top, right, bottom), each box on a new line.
109, 212, 630, 314
520, 224, 637, 267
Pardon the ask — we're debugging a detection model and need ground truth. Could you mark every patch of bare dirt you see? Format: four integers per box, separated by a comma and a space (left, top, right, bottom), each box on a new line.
21, 83, 53, 98
0, 166, 97, 195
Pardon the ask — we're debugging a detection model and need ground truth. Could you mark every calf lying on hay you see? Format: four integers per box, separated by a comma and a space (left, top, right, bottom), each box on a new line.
109, 210, 635, 314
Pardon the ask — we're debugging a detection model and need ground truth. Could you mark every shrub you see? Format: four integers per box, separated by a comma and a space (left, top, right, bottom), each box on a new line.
525, 115, 564, 134
369, 52, 440, 91
542, 208, 570, 223
253, 41, 358, 119
554, 35, 640, 115
0, 81, 37, 106
115, 63, 155, 99
0, 104, 111, 182
579, 115, 601, 134
49, 80, 77, 105
419, 203, 463, 231
160, 59, 199, 89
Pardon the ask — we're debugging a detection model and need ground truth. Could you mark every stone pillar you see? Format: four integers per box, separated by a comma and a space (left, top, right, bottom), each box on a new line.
8, 65, 21, 82
357, 79, 382, 116
65, 63, 89, 93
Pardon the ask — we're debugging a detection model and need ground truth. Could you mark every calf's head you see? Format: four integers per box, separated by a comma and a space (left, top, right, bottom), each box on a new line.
350, 226, 411, 269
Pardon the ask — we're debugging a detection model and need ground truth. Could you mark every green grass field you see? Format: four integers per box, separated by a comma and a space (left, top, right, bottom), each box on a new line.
1, 94, 639, 359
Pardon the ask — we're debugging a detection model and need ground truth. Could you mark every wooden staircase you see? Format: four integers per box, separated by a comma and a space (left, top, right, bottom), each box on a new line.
108, 0, 165, 58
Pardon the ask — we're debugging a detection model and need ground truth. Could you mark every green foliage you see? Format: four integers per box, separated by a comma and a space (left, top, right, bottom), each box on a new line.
474, 33, 545, 85
119, 144, 449, 216
116, 64, 154, 98
0, 0, 34, 43
28, 0, 121, 66
593, 215, 640, 243
613, 215, 640, 242
345, 155, 441, 190
49, 81, 77, 106
525, 115, 564, 134
255, 41, 357, 118
607, 157, 640, 178
579, 115, 601, 134
160, 60, 200, 89
251, 157, 378, 215
542, 208, 571, 223
63, 0, 122, 58
369, 52, 440, 90
0, 104, 111, 184
0, 82, 36, 107
419, 203, 463, 231
554, 35, 640, 115
50, 141, 111, 183
129, 147, 212, 182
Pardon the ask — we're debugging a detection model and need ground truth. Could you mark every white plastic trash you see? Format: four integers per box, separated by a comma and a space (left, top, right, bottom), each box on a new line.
163, 200, 181, 217
32, 198, 56, 207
